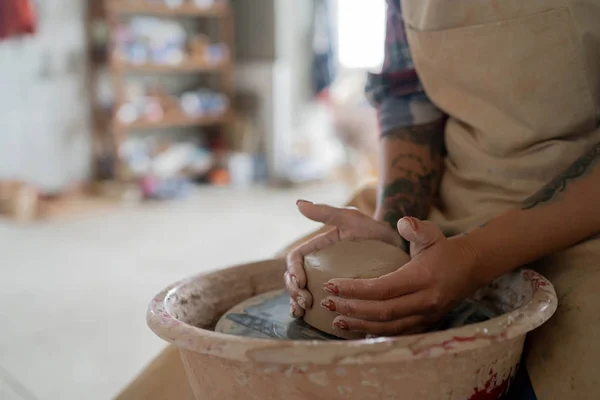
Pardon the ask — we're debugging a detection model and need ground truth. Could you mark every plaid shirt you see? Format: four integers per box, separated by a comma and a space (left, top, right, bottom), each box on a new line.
365, 0, 444, 134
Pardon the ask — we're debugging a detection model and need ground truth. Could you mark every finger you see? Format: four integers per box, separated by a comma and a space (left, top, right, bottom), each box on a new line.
298, 201, 403, 248
285, 272, 313, 309
397, 217, 445, 255
333, 315, 425, 336
284, 272, 301, 301
285, 249, 306, 289
297, 201, 357, 227
290, 298, 304, 318
326, 263, 429, 300
321, 292, 427, 322
286, 228, 342, 288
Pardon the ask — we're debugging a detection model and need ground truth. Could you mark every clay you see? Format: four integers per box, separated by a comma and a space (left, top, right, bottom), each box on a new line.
303, 240, 411, 339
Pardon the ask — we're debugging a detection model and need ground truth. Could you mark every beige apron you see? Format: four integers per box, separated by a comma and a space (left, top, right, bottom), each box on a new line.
399, 0, 600, 398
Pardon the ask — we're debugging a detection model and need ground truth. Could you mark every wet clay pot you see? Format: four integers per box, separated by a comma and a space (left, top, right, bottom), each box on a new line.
303, 240, 411, 339
148, 259, 557, 400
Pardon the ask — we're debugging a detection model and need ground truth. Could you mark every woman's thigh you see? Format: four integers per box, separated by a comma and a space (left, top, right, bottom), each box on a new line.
526, 236, 600, 400
114, 345, 195, 400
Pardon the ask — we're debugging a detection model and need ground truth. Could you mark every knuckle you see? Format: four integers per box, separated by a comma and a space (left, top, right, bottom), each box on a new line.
425, 291, 442, 311
377, 280, 395, 300
340, 301, 354, 317
378, 307, 394, 322
286, 252, 299, 268
290, 290, 302, 303
287, 285, 298, 297
420, 266, 436, 285
393, 319, 411, 334
354, 319, 368, 332
335, 299, 354, 317
343, 281, 357, 298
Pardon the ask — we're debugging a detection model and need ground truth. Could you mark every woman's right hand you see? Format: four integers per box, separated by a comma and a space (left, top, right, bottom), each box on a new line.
285, 200, 406, 318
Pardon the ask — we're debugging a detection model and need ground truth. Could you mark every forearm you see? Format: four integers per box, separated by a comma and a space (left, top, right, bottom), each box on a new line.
375, 118, 446, 227
465, 143, 600, 286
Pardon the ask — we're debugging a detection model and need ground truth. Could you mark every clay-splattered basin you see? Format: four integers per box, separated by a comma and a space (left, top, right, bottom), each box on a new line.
147, 259, 556, 400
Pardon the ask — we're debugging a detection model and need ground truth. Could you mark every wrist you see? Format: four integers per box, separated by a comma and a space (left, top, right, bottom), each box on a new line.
459, 222, 525, 287
450, 233, 488, 288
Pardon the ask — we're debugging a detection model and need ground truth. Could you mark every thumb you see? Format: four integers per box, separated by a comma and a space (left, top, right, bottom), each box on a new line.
397, 217, 444, 255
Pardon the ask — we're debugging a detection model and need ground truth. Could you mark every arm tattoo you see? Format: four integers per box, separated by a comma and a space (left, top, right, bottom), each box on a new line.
380, 167, 438, 227
381, 119, 446, 158
391, 153, 428, 171
378, 120, 446, 229
522, 143, 600, 210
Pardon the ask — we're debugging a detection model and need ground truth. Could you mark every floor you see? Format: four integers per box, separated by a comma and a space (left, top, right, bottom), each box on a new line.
0, 184, 350, 400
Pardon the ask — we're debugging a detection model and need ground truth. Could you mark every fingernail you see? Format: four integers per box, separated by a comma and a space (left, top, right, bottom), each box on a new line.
321, 299, 336, 312
290, 304, 299, 318
399, 217, 418, 232
323, 283, 339, 295
334, 320, 349, 331
297, 296, 307, 309
296, 199, 313, 206
291, 274, 300, 288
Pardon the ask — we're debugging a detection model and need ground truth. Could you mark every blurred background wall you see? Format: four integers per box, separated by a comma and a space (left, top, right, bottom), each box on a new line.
0, 1, 91, 192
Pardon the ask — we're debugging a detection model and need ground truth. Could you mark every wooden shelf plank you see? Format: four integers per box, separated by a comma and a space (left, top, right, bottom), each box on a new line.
118, 60, 229, 73
107, 2, 229, 17
116, 112, 229, 131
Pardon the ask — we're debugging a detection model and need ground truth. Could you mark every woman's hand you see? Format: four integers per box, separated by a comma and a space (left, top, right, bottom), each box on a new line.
285, 200, 405, 319
321, 217, 482, 335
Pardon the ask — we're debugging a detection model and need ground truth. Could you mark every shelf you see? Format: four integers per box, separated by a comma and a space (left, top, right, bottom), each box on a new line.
118, 60, 229, 73
108, 2, 229, 17
116, 112, 229, 131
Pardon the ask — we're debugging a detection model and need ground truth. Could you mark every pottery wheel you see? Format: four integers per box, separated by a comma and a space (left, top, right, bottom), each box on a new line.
215, 289, 340, 340
215, 289, 499, 341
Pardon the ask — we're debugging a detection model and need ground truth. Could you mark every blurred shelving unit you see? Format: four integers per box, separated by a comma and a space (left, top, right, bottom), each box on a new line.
88, 0, 235, 180
106, 1, 230, 17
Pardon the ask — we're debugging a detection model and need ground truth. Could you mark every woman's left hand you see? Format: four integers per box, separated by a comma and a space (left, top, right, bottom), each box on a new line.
322, 217, 483, 336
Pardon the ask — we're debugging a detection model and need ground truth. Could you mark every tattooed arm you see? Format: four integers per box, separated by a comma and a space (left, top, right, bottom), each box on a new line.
365, 0, 446, 228
305, 142, 600, 336
374, 119, 445, 228
465, 142, 600, 286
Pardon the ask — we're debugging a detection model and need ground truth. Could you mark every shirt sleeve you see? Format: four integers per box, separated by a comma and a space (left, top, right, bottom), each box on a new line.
365, 0, 444, 134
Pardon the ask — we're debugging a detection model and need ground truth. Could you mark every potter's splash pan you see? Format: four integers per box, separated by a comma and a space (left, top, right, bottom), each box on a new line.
148, 259, 556, 400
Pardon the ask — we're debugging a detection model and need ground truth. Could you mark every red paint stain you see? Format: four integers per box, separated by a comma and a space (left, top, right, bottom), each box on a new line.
204, 342, 225, 354
468, 370, 513, 400
523, 270, 550, 292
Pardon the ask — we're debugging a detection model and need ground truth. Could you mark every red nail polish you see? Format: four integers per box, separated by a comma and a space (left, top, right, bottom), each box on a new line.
321, 299, 336, 312
334, 320, 349, 330
323, 283, 339, 295
290, 274, 300, 288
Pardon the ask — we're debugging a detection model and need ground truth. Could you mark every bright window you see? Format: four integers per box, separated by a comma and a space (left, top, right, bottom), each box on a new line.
336, 0, 386, 69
